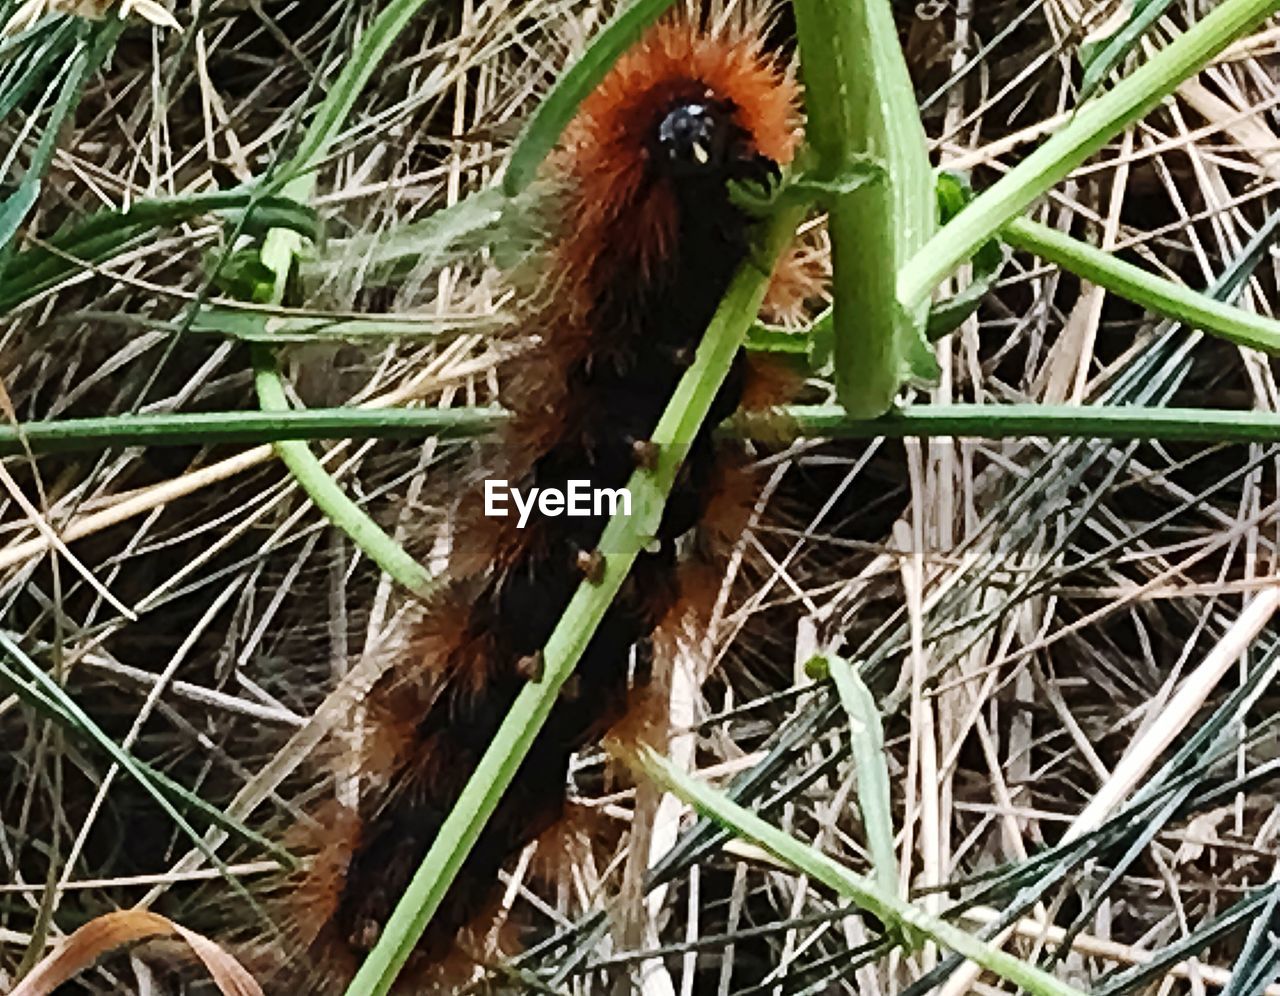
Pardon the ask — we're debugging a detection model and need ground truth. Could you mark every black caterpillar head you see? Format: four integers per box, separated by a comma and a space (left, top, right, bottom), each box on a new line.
655, 97, 739, 176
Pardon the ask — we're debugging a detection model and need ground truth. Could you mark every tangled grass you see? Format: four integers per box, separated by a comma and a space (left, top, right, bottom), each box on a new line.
3, 0, 1280, 993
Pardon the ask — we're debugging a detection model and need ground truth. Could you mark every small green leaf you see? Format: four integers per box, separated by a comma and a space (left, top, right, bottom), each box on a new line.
0, 16, 76, 119
822, 654, 903, 903
729, 159, 886, 217
0, 191, 320, 316
210, 249, 278, 303
925, 172, 1006, 340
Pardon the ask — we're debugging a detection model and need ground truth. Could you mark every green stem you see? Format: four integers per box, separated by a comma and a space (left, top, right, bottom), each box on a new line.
21, 402, 1280, 458
897, 0, 1280, 313
1004, 217, 1280, 353
251, 349, 435, 597
627, 743, 1087, 996
792, 0, 937, 417
343, 204, 805, 996
0, 407, 498, 457
748, 403, 1280, 443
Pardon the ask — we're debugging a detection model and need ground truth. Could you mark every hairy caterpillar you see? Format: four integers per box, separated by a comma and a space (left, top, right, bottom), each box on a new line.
274, 10, 823, 991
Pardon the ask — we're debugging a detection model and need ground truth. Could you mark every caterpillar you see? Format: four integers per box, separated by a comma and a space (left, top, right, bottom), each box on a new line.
275, 9, 822, 991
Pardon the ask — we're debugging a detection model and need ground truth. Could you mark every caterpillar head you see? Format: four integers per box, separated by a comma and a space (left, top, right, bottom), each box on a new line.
655, 97, 738, 175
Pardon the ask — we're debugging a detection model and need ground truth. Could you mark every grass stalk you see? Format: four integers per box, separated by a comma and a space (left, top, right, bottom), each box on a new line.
1004, 217, 1280, 353
625, 743, 1089, 996
250, 0, 445, 597
0, 407, 499, 456
22, 402, 1280, 458
755, 403, 1280, 443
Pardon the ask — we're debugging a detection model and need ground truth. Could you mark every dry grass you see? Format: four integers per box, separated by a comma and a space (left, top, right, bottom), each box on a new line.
2, 0, 1280, 993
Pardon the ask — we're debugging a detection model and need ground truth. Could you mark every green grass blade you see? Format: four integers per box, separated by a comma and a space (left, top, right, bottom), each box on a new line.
24, 401, 1280, 460
190, 307, 504, 343
1219, 883, 1280, 996
1079, 0, 1177, 102
0, 633, 267, 909
277, 0, 442, 197
625, 743, 1087, 996
0, 407, 501, 456
0, 191, 316, 317
747, 403, 1280, 444
0, 21, 121, 277
501, 0, 675, 196
810, 654, 900, 900
897, 0, 1280, 314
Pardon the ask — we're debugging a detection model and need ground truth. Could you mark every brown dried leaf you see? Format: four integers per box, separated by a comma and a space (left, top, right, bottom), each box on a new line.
10, 909, 262, 996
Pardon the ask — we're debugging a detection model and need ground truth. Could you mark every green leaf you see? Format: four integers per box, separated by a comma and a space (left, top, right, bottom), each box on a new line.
209, 249, 278, 303
0, 407, 503, 457
744, 323, 812, 355
818, 654, 904, 913
501, 0, 676, 196
0, 20, 122, 282
925, 172, 1006, 340
794, 0, 939, 419
728, 160, 886, 218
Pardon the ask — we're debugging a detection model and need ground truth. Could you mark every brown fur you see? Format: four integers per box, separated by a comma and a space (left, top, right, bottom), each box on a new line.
271, 12, 820, 992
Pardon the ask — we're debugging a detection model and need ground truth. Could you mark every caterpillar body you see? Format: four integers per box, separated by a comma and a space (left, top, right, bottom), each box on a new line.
280, 12, 817, 991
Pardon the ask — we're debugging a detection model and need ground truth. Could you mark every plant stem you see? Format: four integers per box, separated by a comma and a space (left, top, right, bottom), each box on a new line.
897, 0, 1280, 313
1004, 217, 1280, 353
22, 403, 1280, 458
746, 404, 1280, 443
0, 407, 498, 456
792, 0, 937, 417
252, 0, 444, 597
251, 349, 436, 597
627, 743, 1088, 996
